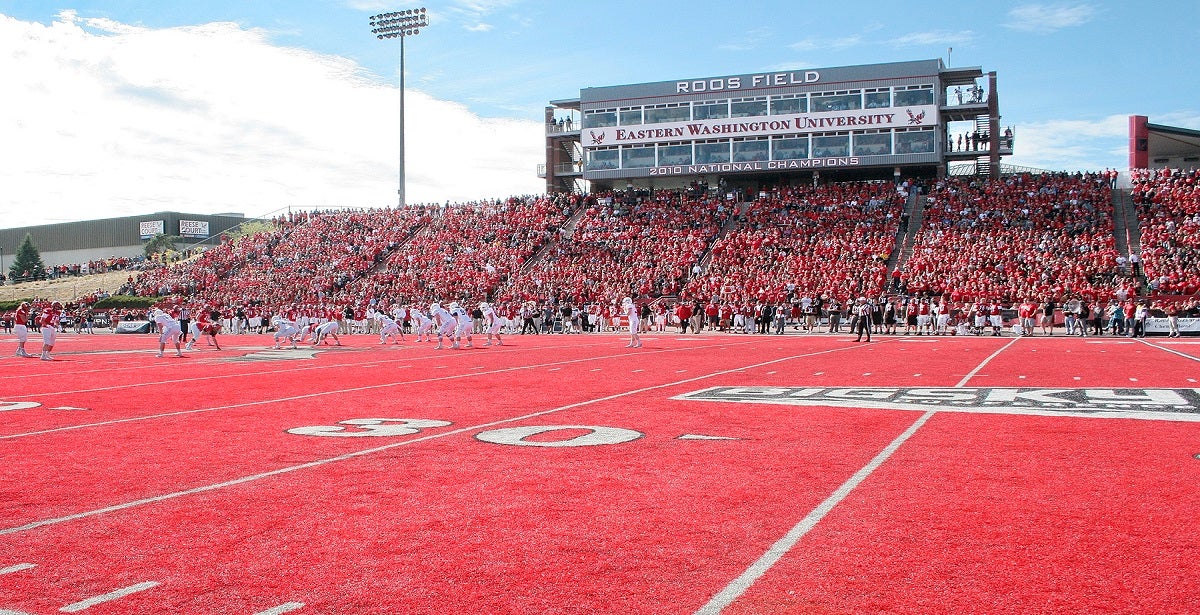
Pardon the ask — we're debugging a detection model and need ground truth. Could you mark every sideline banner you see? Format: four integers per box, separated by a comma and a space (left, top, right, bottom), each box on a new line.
115, 320, 152, 334
1145, 317, 1200, 335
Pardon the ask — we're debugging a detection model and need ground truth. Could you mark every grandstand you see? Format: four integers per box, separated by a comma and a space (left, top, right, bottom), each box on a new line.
4, 63, 1198, 335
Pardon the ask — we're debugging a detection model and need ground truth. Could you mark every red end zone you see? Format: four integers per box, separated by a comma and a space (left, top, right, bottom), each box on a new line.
1, 333, 1199, 613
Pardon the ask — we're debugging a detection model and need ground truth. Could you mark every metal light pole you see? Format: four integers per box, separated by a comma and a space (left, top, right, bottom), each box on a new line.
370, 8, 429, 208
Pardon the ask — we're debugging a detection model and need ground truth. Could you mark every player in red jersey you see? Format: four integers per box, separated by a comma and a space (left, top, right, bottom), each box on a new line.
39, 301, 62, 361
14, 301, 32, 357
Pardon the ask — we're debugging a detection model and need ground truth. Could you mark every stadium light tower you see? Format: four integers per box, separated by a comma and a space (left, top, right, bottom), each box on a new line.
370, 7, 429, 207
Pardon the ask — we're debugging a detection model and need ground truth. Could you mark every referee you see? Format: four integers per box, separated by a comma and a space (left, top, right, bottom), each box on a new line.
852, 297, 874, 342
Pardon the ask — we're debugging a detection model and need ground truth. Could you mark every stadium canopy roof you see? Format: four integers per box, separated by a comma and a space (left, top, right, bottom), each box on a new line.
1147, 122, 1200, 158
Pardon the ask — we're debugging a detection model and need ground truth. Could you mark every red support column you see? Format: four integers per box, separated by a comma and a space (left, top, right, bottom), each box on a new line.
1129, 115, 1149, 170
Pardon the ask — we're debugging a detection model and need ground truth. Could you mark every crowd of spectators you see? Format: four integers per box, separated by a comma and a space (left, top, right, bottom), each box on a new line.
130, 207, 432, 314
685, 181, 905, 306
1130, 167, 1200, 296
502, 189, 729, 308
342, 194, 574, 312
898, 173, 1124, 303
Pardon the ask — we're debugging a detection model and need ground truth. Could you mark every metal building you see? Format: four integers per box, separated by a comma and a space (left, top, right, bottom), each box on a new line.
0, 211, 246, 271
541, 59, 1012, 194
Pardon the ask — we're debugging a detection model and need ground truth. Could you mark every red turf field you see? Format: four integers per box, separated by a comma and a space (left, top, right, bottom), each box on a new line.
2, 331, 1199, 614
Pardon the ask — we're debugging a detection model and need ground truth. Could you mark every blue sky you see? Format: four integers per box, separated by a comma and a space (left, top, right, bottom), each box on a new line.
1, 1, 1197, 226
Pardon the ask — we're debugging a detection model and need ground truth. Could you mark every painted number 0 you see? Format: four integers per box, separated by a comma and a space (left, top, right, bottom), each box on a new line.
475, 425, 643, 447
287, 418, 451, 437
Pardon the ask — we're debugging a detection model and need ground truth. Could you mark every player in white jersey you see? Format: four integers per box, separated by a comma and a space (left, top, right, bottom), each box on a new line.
479, 302, 504, 346
311, 320, 343, 346
448, 302, 474, 349
153, 308, 184, 358
623, 297, 642, 348
430, 303, 457, 349
409, 305, 434, 342
377, 312, 402, 344
272, 315, 300, 349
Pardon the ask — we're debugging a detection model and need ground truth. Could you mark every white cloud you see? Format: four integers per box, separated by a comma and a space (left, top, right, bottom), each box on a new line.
888, 30, 975, 47
1006, 4, 1097, 34
1005, 114, 1128, 171
0, 12, 544, 226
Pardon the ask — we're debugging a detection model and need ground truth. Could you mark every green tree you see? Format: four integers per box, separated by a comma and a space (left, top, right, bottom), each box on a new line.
143, 233, 180, 258
222, 219, 274, 243
8, 233, 46, 282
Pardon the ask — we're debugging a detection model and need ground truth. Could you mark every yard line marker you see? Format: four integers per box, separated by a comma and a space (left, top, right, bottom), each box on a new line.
59, 581, 159, 612
254, 602, 305, 615
0, 340, 886, 536
591, 368, 602, 372
699, 335, 1017, 614
0, 563, 35, 574
694, 410, 937, 615
548, 367, 561, 372
632, 369, 644, 373
955, 337, 1020, 387
766, 371, 776, 375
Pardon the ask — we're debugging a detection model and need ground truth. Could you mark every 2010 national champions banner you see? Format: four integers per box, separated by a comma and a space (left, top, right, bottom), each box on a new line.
581, 104, 938, 149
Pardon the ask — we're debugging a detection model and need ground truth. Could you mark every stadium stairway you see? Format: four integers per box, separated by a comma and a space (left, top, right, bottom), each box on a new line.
687, 201, 748, 281
1110, 187, 1147, 291
885, 188, 925, 278
519, 205, 586, 273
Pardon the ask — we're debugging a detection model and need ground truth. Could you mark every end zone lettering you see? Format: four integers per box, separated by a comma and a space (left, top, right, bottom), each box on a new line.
675, 387, 1200, 420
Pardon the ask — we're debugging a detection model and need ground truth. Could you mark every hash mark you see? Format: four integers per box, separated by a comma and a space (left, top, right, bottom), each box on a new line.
0, 563, 35, 575
60, 581, 159, 612
254, 603, 305, 615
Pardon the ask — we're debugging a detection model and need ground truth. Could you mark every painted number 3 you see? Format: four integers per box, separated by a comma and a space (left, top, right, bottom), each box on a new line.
286, 418, 452, 437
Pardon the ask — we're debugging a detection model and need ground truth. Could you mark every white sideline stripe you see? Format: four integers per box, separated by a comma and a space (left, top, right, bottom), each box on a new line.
697, 336, 1019, 614
0, 563, 35, 574
0, 341, 883, 536
1136, 338, 1200, 362
693, 410, 936, 615
59, 581, 158, 612
1, 341, 759, 441
254, 602, 305, 615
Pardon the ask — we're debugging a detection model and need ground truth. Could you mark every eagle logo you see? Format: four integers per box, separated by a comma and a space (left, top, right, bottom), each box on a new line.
906, 109, 926, 125
588, 130, 606, 145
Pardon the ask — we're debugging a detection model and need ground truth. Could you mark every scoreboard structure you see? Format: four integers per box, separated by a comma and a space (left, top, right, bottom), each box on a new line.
541, 59, 1010, 193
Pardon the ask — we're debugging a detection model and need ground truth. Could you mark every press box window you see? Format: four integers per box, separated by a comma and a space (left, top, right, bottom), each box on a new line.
583, 111, 617, 129
621, 146, 656, 168
770, 96, 807, 115
658, 144, 693, 166
893, 88, 934, 106
585, 149, 619, 170
732, 139, 769, 162
772, 136, 809, 160
693, 101, 729, 120
695, 141, 731, 164
812, 134, 850, 158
